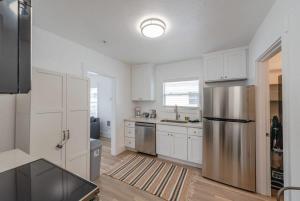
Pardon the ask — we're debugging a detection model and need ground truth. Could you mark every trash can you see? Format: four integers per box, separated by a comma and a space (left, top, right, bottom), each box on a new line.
90, 139, 102, 181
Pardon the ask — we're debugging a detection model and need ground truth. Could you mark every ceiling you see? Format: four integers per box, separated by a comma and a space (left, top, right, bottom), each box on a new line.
33, 0, 275, 64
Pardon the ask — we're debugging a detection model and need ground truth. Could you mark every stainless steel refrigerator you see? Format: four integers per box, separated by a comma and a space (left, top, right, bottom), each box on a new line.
202, 86, 256, 192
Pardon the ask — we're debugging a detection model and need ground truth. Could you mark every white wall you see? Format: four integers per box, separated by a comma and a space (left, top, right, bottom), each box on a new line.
98, 75, 113, 138
0, 95, 15, 152
135, 59, 203, 120
32, 26, 133, 155
248, 0, 300, 199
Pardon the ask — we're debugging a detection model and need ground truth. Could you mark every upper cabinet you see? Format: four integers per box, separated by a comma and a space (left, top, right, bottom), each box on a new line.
203, 47, 248, 82
131, 64, 155, 101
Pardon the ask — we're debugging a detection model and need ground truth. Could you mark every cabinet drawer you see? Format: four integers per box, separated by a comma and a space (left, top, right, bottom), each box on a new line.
125, 137, 135, 149
157, 125, 187, 134
125, 121, 135, 128
188, 128, 203, 137
125, 127, 135, 138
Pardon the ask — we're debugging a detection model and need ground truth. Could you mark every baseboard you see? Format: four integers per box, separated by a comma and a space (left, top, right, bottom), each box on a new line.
157, 154, 202, 169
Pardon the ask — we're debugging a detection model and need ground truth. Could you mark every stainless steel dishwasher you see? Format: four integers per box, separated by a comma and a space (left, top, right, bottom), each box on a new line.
135, 122, 156, 156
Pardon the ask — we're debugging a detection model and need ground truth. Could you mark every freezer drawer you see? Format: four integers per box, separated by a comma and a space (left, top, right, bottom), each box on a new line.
135, 123, 156, 155
202, 118, 256, 192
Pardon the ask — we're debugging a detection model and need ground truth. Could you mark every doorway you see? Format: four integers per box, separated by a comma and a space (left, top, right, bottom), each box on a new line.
267, 52, 284, 198
87, 71, 116, 156
256, 40, 284, 199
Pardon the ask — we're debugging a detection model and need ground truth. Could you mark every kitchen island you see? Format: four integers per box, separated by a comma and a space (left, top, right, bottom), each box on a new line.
0, 149, 99, 201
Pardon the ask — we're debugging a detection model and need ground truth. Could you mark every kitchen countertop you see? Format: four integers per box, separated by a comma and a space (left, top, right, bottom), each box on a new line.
125, 117, 203, 128
0, 149, 36, 173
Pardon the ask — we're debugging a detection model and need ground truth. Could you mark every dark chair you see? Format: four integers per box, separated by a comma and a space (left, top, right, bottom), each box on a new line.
90, 117, 100, 139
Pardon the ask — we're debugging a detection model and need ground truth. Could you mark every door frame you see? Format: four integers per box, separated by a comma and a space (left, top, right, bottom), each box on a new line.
82, 67, 118, 156
255, 36, 290, 197
256, 39, 281, 195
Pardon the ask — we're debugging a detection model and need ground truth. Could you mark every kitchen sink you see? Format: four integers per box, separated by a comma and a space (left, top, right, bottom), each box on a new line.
160, 119, 188, 124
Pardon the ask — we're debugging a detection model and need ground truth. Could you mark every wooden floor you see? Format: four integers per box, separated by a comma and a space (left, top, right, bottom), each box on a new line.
95, 138, 276, 201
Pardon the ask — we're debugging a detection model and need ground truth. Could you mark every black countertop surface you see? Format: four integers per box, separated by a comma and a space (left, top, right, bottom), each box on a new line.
0, 159, 99, 201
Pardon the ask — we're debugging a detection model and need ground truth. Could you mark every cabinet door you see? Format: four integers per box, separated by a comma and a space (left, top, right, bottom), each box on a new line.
204, 54, 224, 82
66, 75, 90, 179
156, 131, 172, 157
31, 69, 66, 168
223, 50, 247, 80
188, 135, 203, 164
173, 133, 188, 161
132, 64, 155, 101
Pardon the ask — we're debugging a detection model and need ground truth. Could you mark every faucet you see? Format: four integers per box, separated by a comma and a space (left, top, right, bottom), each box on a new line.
174, 105, 180, 120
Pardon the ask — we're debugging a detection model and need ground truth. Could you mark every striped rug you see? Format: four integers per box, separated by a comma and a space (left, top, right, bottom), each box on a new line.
104, 154, 192, 201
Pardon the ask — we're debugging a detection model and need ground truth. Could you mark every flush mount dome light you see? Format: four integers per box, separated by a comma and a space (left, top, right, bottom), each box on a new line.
140, 18, 166, 38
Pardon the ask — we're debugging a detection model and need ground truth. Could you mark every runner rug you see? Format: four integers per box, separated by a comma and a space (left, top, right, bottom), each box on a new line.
104, 154, 192, 201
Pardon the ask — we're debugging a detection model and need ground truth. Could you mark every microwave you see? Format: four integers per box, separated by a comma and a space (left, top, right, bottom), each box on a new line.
0, 0, 31, 93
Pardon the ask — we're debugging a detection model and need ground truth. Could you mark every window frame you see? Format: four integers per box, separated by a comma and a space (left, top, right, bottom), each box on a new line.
162, 78, 201, 108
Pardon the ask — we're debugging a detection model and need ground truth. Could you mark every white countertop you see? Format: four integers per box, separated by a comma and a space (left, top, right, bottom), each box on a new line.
0, 149, 36, 173
125, 117, 203, 128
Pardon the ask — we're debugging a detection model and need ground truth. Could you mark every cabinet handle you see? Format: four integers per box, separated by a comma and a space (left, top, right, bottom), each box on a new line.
56, 144, 63, 149
67, 130, 70, 140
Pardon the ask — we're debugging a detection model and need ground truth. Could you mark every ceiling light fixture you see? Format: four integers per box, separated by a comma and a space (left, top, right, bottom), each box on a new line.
140, 18, 166, 38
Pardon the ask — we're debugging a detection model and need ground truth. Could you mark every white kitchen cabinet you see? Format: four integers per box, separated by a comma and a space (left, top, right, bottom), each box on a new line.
125, 137, 135, 149
156, 131, 172, 157
16, 68, 90, 179
188, 135, 203, 164
124, 121, 135, 149
204, 47, 248, 82
223, 50, 247, 80
173, 133, 188, 160
156, 125, 202, 165
131, 64, 155, 101
203, 54, 224, 81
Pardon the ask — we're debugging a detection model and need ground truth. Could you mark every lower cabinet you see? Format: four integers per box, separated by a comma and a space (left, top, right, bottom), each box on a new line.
188, 135, 203, 164
124, 121, 135, 149
156, 131, 173, 157
173, 133, 188, 161
156, 125, 202, 165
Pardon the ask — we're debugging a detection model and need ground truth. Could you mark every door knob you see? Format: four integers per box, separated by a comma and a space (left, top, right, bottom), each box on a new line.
56, 144, 63, 149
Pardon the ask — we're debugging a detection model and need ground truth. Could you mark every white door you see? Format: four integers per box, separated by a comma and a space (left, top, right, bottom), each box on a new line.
30, 69, 66, 167
66, 75, 90, 179
188, 135, 203, 164
173, 133, 188, 160
204, 54, 224, 81
223, 50, 247, 80
156, 131, 172, 157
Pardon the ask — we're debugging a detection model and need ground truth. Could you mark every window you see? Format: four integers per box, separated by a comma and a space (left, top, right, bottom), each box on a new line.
90, 88, 98, 117
163, 80, 200, 107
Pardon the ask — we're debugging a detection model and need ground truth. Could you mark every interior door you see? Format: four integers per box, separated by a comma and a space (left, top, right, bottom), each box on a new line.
66, 75, 90, 179
30, 69, 66, 167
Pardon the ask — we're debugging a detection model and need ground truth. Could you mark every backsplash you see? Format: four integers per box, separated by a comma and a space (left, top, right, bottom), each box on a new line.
134, 102, 202, 121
